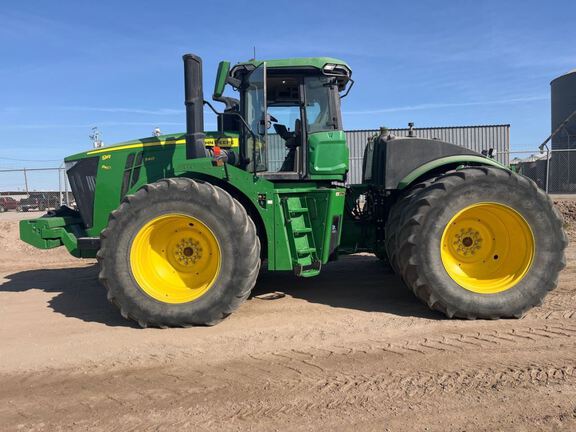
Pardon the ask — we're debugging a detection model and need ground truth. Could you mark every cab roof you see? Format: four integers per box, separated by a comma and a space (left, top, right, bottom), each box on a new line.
235, 57, 351, 71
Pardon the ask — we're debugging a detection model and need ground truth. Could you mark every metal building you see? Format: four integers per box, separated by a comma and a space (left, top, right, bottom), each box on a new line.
346, 125, 510, 184
267, 124, 509, 184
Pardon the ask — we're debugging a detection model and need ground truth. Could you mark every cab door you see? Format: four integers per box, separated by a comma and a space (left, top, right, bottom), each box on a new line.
304, 76, 349, 181
242, 62, 268, 173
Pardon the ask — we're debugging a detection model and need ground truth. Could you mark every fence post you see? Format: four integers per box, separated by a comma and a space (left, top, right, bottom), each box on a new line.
58, 168, 63, 206
23, 168, 29, 195
64, 171, 69, 205
545, 148, 551, 194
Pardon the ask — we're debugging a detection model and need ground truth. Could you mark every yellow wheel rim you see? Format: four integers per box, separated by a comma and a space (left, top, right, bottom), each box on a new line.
130, 213, 221, 304
440, 203, 535, 294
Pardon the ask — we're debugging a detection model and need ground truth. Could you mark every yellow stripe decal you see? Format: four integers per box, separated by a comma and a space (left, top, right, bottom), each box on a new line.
87, 137, 238, 155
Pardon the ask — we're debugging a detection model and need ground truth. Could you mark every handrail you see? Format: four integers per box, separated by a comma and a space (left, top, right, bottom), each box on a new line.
539, 109, 576, 152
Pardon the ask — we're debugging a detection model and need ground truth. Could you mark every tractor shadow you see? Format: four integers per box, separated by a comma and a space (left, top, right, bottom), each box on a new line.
0, 255, 441, 327
251, 254, 443, 320
0, 264, 137, 328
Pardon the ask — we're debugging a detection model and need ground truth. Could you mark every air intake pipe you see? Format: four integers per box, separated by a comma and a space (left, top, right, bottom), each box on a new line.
183, 54, 207, 159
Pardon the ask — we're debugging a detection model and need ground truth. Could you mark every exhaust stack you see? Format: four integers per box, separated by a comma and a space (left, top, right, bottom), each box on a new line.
183, 54, 206, 159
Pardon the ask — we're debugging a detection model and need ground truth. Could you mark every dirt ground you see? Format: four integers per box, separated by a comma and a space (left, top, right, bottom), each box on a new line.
1, 204, 576, 432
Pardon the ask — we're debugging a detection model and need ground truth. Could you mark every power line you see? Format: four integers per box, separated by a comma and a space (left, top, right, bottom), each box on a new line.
0, 156, 62, 162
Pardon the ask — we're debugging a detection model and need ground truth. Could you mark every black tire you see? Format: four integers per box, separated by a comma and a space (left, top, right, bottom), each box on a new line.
97, 178, 261, 328
384, 180, 432, 275
393, 167, 567, 319
0, 206, 5, 213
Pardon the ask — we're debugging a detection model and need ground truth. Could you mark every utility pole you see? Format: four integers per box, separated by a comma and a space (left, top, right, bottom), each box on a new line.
23, 168, 29, 195
58, 167, 63, 206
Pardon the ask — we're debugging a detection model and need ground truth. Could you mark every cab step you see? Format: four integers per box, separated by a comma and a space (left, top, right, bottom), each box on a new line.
281, 195, 321, 277
296, 247, 316, 256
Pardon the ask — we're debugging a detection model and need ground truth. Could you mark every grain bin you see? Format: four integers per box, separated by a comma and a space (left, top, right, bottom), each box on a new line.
551, 69, 576, 150
549, 69, 576, 192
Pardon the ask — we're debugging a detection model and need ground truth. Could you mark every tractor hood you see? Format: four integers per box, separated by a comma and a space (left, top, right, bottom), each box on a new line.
64, 131, 239, 162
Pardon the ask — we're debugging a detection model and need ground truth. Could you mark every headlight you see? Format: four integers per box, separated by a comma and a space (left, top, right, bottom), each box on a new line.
322, 63, 351, 77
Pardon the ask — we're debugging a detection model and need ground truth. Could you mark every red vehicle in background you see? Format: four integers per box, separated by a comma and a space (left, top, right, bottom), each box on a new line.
0, 197, 19, 212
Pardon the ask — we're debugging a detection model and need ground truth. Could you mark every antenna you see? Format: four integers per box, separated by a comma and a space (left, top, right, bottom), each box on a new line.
253, 46, 256, 60
89, 127, 103, 148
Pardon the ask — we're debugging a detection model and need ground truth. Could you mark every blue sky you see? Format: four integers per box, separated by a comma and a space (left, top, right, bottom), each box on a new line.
0, 0, 575, 185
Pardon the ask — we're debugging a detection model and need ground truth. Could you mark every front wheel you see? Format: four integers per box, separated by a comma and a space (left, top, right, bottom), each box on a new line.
98, 178, 261, 328
391, 167, 567, 319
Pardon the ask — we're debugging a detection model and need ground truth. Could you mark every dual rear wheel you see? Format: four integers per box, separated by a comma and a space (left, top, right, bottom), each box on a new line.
385, 167, 567, 319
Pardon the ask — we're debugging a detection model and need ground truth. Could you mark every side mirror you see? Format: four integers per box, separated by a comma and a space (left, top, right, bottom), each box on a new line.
213, 61, 231, 99
213, 61, 242, 99
213, 61, 242, 112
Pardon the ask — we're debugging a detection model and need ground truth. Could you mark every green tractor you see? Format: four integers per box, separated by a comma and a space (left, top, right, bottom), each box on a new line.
20, 54, 566, 327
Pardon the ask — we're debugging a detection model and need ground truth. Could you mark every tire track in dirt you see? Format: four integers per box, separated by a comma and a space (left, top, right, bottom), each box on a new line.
239, 364, 575, 419
4, 319, 576, 389
6, 353, 575, 431
318, 321, 576, 361
215, 321, 576, 424
525, 294, 576, 319
3, 320, 576, 428
522, 273, 576, 320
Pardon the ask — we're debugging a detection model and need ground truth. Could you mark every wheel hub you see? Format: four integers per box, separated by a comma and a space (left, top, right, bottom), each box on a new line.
174, 238, 202, 266
452, 228, 482, 256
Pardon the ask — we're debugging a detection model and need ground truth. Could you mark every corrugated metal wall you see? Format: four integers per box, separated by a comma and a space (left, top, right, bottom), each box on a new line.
268, 133, 290, 172
266, 124, 510, 184
346, 125, 510, 184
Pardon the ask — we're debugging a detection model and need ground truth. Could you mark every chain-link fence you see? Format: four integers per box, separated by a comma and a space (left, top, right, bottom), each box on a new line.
2, 149, 576, 211
509, 150, 549, 191
547, 148, 576, 194
490, 148, 576, 194
0, 167, 72, 211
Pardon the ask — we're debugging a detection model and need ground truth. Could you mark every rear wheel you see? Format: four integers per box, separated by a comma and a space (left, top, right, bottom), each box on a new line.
384, 180, 431, 274
98, 178, 261, 327
390, 167, 567, 319
0, 206, 5, 213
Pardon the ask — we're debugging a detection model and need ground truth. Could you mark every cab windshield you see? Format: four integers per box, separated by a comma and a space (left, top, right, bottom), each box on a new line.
304, 76, 341, 133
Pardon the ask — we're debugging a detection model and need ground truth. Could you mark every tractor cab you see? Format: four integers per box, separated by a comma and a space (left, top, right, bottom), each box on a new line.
213, 58, 353, 182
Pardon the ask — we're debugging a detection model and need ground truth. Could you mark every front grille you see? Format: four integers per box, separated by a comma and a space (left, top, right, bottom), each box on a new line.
67, 157, 99, 228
